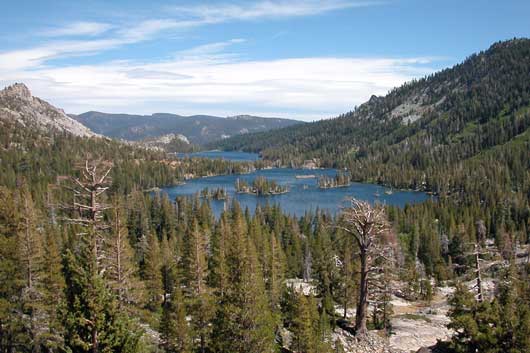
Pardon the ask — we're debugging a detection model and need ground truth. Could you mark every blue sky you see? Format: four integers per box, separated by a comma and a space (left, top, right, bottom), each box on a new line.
1, 0, 529, 120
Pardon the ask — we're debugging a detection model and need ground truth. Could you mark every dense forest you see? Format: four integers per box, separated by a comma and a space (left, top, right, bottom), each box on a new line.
213, 39, 530, 278
1, 39, 529, 353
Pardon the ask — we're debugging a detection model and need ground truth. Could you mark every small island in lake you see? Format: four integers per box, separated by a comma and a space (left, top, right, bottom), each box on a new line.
235, 176, 289, 196
200, 187, 227, 200
318, 171, 351, 189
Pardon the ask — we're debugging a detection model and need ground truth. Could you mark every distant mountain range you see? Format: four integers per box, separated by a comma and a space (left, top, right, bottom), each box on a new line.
70, 111, 302, 145
0, 83, 302, 150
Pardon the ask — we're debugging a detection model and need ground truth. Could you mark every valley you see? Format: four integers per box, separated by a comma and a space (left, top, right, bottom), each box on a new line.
0, 7, 529, 351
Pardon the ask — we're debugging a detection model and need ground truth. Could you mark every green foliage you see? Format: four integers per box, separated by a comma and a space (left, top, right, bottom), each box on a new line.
210, 204, 276, 353
235, 176, 288, 195
159, 273, 191, 353
291, 293, 332, 353
448, 264, 530, 353
61, 237, 142, 353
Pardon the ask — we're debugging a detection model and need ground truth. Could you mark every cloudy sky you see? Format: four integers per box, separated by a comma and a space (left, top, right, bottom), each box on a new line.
1, 0, 529, 120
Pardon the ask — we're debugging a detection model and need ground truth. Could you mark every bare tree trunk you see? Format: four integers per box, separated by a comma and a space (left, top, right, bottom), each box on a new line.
355, 246, 369, 335
343, 287, 348, 319
337, 199, 391, 337
474, 243, 483, 303
92, 327, 99, 353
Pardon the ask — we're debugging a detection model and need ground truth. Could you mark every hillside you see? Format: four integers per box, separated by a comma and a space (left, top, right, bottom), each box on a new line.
0, 83, 96, 138
213, 39, 530, 191
71, 111, 302, 145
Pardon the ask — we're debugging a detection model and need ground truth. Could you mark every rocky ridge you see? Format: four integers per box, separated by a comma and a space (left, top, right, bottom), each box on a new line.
0, 83, 96, 137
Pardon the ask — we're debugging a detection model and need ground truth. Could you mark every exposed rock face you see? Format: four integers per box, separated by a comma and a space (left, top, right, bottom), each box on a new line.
333, 330, 398, 353
0, 83, 96, 137
146, 133, 189, 145
389, 287, 454, 353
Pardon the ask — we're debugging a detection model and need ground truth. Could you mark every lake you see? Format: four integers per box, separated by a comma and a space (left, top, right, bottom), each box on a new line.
175, 150, 260, 162
161, 167, 431, 217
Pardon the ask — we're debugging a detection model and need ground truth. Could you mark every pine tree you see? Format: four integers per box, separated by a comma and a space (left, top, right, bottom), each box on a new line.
144, 231, 163, 311
292, 292, 318, 353
159, 285, 191, 353
370, 257, 394, 332
62, 239, 142, 353
105, 196, 141, 308
126, 189, 151, 263
267, 230, 286, 309
17, 186, 44, 298
159, 236, 191, 353
183, 219, 214, 353
60, 160, 142, 353
497, 262, 528, 353
292, 293, 332, 353
210, 204, 276, 353
208, 213, 230, 298
17, 186, 46, 349
0, 186, 26, 352
40, 228, 65, 351
448, 282, 501, 353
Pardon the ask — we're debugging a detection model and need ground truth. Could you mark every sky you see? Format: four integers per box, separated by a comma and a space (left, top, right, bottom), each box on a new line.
0, 0, 529, 121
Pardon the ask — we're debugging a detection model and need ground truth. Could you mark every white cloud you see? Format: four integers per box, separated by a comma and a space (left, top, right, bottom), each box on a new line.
117, 19, 195, 42
0, 0, 421, 120
0, 53, 435, 120
177, 39, 246, 57
173, 0, 380, 22
42, 22, 113, 37
0, 38, 124, 70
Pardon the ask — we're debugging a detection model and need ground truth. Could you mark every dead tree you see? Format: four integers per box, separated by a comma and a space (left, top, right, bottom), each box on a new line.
460, 220, 499, 303
105, 197, 137, 306
62, 160, 112, 271
370, 246, 396, 332
336, 199, 390, 335
60, 160, 112, 353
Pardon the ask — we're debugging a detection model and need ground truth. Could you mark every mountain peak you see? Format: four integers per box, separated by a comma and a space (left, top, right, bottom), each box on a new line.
0, 83, 97, 138
1, 83, 32, 100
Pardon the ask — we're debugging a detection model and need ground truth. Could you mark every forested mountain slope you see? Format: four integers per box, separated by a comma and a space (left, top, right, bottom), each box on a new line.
214, 39, 530, 189
72, 111, 302, 145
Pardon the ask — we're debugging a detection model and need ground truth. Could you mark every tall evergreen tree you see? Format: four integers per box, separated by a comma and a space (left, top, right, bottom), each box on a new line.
143, 231, 163, 311
159, 285, 191, 353
183, 219, 214, 353
0, 187, 26, 352
17, 186, 47, 350
60, 161, 142, 353
210, 204, 276, 353
105, 196, 140, 307
291, 293, 332, 353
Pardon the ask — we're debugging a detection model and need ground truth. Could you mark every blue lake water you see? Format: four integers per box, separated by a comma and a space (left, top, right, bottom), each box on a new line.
175, 150, 260, 162
161, 168, 431, 217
